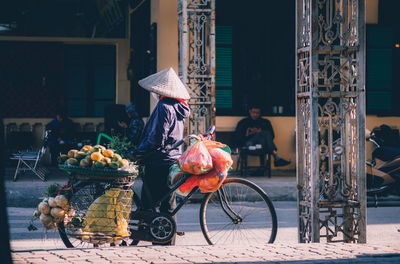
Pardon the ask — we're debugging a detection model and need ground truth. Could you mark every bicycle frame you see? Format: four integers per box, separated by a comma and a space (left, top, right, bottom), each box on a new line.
133, 125, 239, 218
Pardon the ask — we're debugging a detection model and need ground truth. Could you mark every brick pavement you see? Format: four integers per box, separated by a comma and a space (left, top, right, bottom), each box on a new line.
11, 243, 400, 264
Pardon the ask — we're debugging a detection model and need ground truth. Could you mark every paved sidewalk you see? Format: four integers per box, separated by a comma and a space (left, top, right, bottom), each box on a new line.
12, 243, 400, 264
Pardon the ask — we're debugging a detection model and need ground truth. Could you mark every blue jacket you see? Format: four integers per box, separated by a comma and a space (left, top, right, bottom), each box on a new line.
138, 97, 190, 165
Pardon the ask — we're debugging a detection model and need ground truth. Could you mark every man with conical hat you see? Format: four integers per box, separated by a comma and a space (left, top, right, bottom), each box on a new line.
136, 67, 190, 245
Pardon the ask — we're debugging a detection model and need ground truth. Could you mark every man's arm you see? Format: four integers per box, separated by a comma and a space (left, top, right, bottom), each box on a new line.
233, 119, 248, 147
262, 118, 274, 139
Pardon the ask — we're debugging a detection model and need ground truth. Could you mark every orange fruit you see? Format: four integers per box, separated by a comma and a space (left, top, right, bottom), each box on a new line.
103, 157, 111, 165
103, 149, 114, 158
68, 149, 78, 158
91, 152, 103, 162
82, 145, 92, 152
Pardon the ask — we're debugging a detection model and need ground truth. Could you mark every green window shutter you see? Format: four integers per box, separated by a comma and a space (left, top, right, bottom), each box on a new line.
216, 26, 232, 45
216, 90, 233, 109
216, 47, 232, 87
367, 48, 392, 90
367, 92, 392, 111
216, 26, 233, 110
366, 26, 393, 113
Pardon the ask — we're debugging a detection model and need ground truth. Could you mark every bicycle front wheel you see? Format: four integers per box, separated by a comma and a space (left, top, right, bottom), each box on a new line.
200, 178, 277, 245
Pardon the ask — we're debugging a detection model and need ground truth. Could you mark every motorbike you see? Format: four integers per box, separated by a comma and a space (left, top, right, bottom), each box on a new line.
366, 125, 400, 207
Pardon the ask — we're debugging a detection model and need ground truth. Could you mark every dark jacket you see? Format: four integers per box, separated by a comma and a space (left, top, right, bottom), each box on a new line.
233, 116, 274, 148
46, 118, 74, 142
125, 103, 144, 146
138, 97, 190, 165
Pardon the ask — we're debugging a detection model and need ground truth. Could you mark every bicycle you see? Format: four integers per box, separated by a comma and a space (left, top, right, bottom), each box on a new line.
57, 126, 278, 247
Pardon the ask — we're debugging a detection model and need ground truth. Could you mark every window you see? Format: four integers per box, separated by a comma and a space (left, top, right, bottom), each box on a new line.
0, 0, 127, 38
215, 26, 233, 112
64, 45, 116, 117
366, 25, 395, 115
215, 0, 295, 116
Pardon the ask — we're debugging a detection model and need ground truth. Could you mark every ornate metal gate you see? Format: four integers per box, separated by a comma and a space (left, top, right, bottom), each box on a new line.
296, 0, 366, 243
178, 0, 216, 134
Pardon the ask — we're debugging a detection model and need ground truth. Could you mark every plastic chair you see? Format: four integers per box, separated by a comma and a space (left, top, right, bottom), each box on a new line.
10, 130, 50, 181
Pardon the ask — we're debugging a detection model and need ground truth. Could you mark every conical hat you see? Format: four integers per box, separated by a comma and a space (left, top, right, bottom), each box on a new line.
138, 68, 190, 99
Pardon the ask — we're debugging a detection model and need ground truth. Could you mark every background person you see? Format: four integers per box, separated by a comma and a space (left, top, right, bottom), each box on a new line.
135, 68, 190, 245
46, 109, 74, 166
117, 103, 144, 146
233, 104, 290, 169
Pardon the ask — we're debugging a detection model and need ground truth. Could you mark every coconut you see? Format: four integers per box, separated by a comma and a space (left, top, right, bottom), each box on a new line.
40, 214, 54, 229
38, 202, 50, 215
48, 197, 57, 208
51, 207, 65, 222
55, 195, 68, 208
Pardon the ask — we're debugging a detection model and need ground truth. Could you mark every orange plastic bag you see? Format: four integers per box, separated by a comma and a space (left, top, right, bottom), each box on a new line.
202, 140, 227, 152
179, 175, 201, 194
198, 169, 228, 193
178, 140, 213, 175
208, 148, 233, 172
179, 170, 228, 194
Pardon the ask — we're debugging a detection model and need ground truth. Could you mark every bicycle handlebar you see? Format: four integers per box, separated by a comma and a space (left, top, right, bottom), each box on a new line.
170, 125, 216, 150
133, 126, 216, 163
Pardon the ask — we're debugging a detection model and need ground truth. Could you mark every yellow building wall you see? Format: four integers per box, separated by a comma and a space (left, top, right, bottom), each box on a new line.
149, 0, 180, 111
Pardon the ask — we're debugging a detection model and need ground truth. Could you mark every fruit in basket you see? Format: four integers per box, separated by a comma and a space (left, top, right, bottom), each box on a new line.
103, 157, 111, 165
92, 146, 101, 153
74, 151, 87, 160
66, 158, 79, 166
79, 158, 91, 167
118, 159, 129, 168
91, 152, 103, 162
82, 145, 92, 152
68, 149, 79, 158
109, 162, 119, 169
94, 161, 106, 168
103, 149, 114, 158
112, 153, 122, 162
57, 154, 68, 164
95, 144, 106, 151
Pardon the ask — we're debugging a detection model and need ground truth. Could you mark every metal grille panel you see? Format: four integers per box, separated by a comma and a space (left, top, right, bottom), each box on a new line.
296, 0, 366, 243
179, 0, 215, 135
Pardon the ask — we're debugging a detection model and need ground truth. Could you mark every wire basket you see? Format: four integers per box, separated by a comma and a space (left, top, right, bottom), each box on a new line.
58, 164, 137, 245
63, 183, 134, 245
59, 164, 138, 187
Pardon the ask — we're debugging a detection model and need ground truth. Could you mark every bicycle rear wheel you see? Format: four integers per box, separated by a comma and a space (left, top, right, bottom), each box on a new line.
57, 181, 140, 248
200, 178, 277, 245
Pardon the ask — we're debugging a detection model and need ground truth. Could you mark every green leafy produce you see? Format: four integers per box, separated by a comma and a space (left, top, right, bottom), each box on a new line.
107, 136, 134, 159
45, 183, 60, 198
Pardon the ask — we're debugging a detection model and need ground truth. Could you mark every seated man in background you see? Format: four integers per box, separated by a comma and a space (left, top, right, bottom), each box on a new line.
46, 108, 74, 166
233, 104, 290, 170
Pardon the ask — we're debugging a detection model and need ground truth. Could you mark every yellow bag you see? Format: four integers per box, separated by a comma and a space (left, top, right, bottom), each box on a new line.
83, 188, 133, 237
